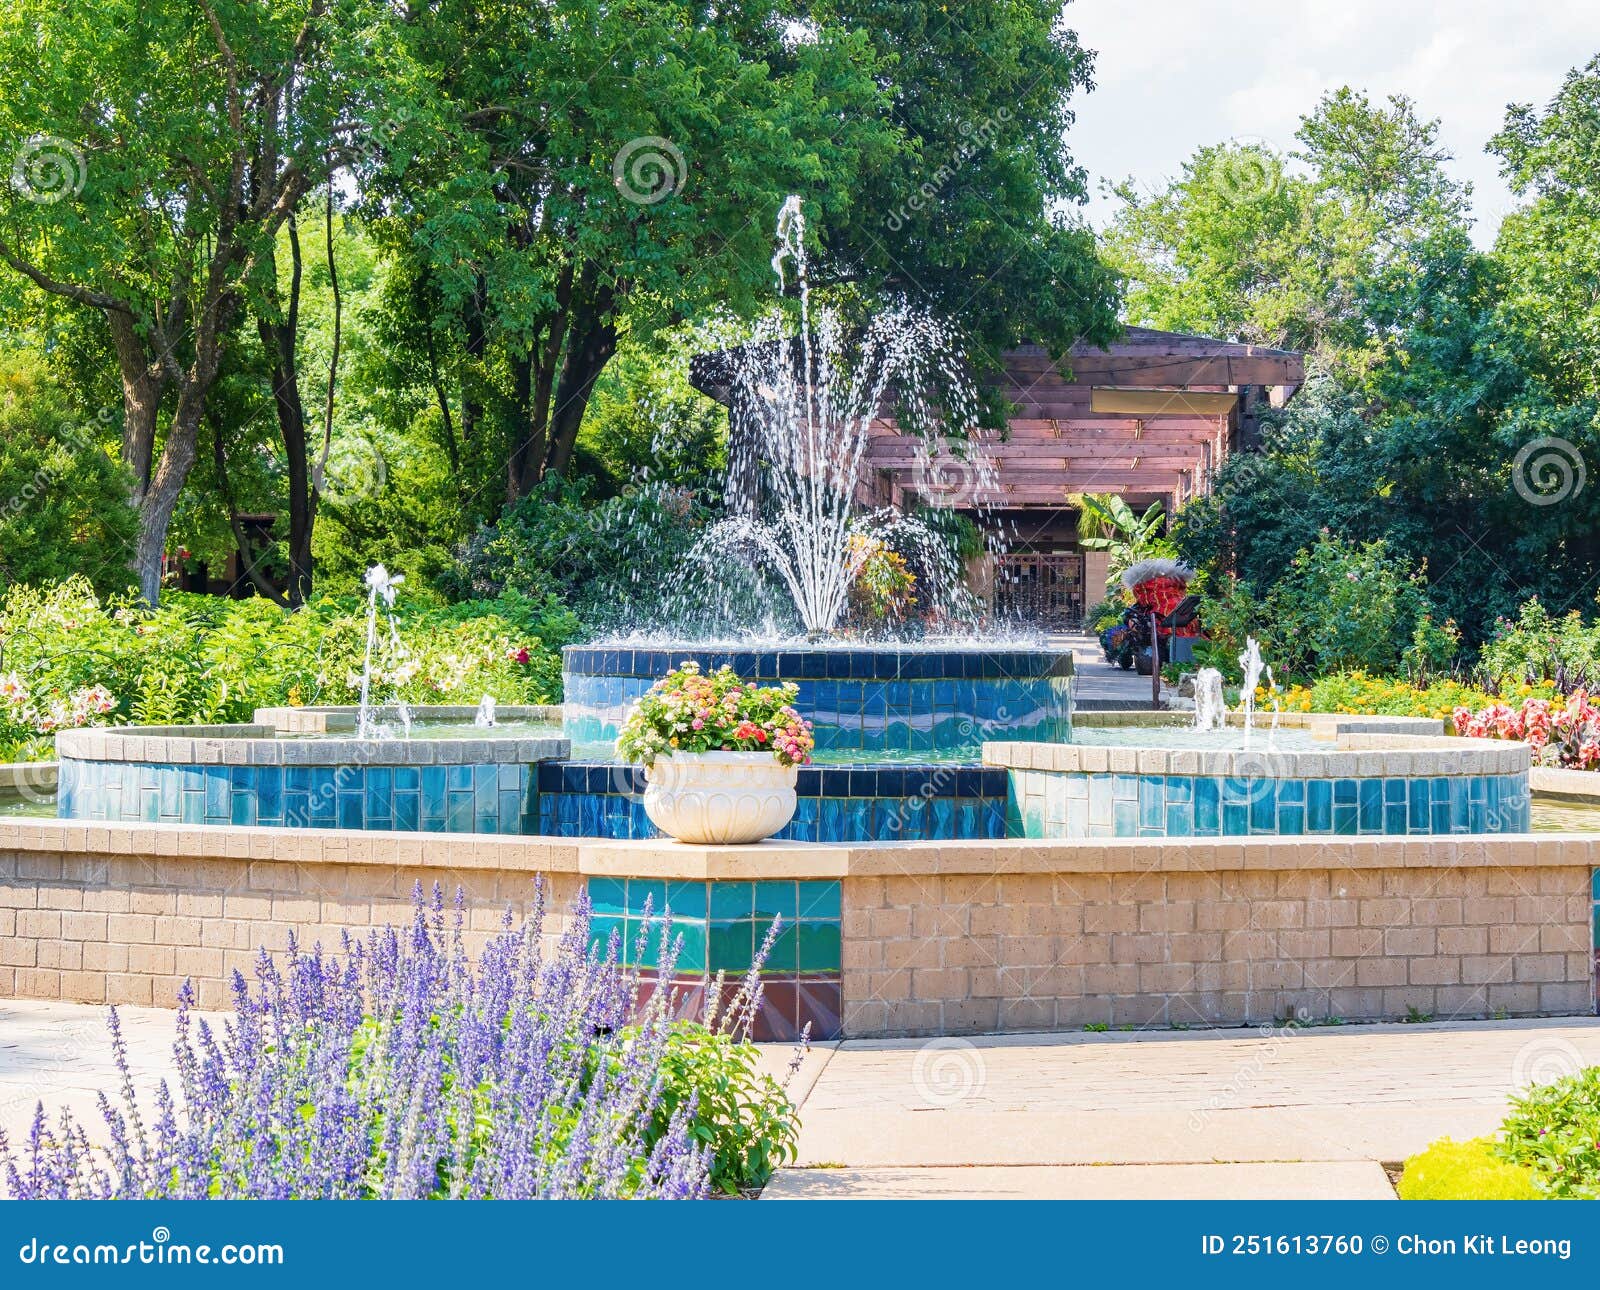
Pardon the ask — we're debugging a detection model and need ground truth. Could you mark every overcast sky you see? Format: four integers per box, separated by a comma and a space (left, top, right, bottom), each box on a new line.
1066, 0, 1600, 248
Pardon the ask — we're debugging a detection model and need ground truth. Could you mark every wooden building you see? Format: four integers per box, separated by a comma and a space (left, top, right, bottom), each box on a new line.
691, 326, 1304, 629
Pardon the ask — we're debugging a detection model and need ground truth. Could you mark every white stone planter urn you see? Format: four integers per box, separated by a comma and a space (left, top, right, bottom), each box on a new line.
642, 751, 798, 844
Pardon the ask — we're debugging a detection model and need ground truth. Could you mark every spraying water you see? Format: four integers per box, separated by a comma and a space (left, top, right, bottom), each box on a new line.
1236, 637, 1278, 742
1192, 668, 1227, 732
681, 196, 996, 638
357, 565, 414, 740
474, 694, 497, 728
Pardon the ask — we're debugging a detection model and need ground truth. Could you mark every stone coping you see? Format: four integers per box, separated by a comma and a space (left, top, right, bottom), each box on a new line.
1, 816, 1589, 880
252, 704, 563, 734
1530, 766, 1600, 802
984, 728, 1527, 779
1075, 709, 1449, 736
55, 724, 569, 767
0, 761, 56, 792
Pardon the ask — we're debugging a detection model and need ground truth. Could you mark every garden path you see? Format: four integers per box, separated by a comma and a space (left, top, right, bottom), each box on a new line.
6, 1002, 1599, 1200
1054, 632, 1159, 710
765, 1016, 1600, 1199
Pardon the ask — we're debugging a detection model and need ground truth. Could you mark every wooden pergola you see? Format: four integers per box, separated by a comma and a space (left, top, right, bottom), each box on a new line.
858, 327, 1304, 514
689, 325, 1303, 626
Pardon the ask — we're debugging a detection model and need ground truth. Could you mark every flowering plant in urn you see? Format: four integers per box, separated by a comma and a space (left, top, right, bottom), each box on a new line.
617, 662, 814, 844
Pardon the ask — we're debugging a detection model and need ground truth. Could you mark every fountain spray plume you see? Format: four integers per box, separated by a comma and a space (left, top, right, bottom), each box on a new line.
693, 195, 995, 639
357, 564, 414, 740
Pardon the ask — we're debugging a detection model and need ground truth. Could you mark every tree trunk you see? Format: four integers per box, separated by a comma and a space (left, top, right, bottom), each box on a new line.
132, 393, 205, 603
544, 305, 617, 479
106, 312, 167, 498
259, 220, 315, 606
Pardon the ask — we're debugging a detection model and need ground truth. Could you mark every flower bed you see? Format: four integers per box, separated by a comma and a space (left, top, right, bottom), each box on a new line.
1399, 1066, 1600, 1199
1453, 692, 1600, 769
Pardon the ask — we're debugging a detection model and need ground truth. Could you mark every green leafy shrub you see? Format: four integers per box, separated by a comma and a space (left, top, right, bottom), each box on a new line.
1500, 1067, 1600, 1197
0, 578, 578, 760
651, 1021, 802, 1193
1480, 597, 1600, 689
0, 354, 138, 597
448, 476, 713, 630
1263, 532, 1435, 677
1397, 1137, 1543, 1199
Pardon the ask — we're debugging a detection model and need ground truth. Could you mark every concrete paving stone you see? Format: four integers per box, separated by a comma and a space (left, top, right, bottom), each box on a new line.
761, 1161, 1398, 1200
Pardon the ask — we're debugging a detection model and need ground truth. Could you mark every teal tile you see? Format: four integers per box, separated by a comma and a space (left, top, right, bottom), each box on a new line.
670, 922, 706, 973
709, 882, 752, 920
708, 920, 754, 972
665, 881, 707, 920
628, 879, 666, 917
754, 880, 798, 920
587, 877, 627, 916
796, 922, 842, 973
626, 916, 662, 969
764, 922, 799, 974
587, 914, 623, 959
798, 880, 842, 920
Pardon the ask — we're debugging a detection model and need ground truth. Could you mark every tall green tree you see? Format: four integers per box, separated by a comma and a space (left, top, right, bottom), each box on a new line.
1103, 88, 1471, 378
364, 0, 897, 508
0, 0, 376, 601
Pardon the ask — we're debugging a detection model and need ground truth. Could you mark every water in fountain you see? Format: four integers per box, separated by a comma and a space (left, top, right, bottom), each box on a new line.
1236, 637, 1280, 743
474, 694, 497, 728
356, 565, 414, 740
1192, 668, 1227, 732
666, 196, 1000, 640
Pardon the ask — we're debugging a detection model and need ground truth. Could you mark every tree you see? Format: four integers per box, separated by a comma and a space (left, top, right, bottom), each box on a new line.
0, 0, 375, 601
364, 0, 897, 507
1075, 493, 1171, 585
814, 0, 1122, 395
1103, 88, 1472, 378
0, 354, 139, 595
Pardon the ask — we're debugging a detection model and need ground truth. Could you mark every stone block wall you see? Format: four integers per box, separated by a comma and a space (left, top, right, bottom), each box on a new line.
840, 865, 1593, 1036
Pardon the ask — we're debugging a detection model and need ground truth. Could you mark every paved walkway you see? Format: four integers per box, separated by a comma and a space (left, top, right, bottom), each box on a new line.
767, 1017, 1600, 1198
5, 1001, 1597, 1199
1054, 631, 1157, 710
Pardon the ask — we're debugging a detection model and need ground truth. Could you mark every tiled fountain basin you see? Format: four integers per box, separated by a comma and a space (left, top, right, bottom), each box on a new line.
991, 712, 1530, 839
55, 713, 568, 833
561, 643, 1072, 757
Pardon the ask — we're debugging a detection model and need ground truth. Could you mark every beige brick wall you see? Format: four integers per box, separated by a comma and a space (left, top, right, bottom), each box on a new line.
842, 867, 1595, 1037
0, 848, 581, 1012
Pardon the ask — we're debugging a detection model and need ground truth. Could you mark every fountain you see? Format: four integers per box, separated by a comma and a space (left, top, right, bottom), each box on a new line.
52, 196, 1527, 846
1192, 668, 1227, 732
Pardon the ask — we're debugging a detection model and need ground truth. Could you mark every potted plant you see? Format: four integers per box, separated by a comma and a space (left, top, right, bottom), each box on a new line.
616, 661, 815, 844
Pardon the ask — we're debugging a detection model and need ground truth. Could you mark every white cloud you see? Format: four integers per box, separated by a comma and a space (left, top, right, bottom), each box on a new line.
1066, 0, 1600, 246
